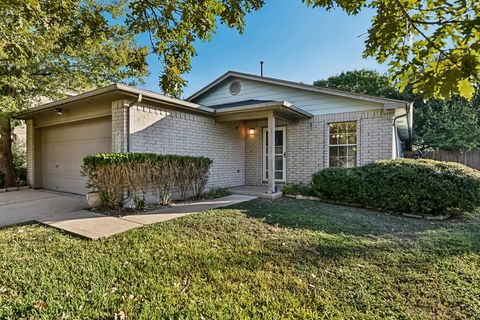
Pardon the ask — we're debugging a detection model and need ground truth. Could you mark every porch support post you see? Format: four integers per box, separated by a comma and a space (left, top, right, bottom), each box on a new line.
268, 112, 276, 193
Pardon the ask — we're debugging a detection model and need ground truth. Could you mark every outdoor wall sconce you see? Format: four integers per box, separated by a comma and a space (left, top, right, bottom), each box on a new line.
248, 128, 255, 136
54, 108, 63, 115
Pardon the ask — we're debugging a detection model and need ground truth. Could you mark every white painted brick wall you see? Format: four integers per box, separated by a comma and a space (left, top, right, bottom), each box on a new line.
127, 103, 246, 188
245, 109, 394, 185
112, 102, 394, 188
111, 99, 131, 153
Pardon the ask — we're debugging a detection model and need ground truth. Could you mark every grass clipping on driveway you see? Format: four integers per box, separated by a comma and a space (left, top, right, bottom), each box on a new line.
1, 198, 479, 319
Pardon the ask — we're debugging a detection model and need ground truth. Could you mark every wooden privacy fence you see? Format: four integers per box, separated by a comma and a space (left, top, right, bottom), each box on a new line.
404, 150, 480, 170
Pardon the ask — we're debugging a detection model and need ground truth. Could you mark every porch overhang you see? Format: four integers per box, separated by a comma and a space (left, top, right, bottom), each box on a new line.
213, 100, 313, 123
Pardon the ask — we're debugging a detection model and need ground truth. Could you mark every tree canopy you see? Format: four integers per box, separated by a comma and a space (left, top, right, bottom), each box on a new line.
314, 69, 480, 151
124, 0, 264, 96
305, 0, 480, 100
314, 70, 397, 98
0, 0, 263, 186
0, 0, 149, 115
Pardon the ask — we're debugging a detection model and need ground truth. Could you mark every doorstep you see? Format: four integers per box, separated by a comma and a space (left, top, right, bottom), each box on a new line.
228, 185, 283, 200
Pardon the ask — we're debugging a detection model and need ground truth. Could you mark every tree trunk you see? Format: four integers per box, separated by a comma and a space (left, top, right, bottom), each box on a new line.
0, 117, 17, 187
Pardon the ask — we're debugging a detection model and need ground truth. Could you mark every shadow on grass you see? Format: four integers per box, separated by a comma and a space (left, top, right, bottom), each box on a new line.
230, 198, 480, 256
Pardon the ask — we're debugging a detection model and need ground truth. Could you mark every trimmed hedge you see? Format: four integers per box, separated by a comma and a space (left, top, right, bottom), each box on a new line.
311, 159, 480, 216
82, 153, 213, 209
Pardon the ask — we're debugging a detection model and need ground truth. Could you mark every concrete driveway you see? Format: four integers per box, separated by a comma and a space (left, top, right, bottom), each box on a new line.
0, 189, 88, 227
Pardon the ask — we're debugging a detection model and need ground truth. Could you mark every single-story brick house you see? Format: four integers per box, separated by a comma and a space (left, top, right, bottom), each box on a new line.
15, 71, 412, 195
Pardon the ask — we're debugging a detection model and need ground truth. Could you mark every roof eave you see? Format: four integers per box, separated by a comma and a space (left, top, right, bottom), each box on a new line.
14, 84, 214, 119
14, 84, 120, 119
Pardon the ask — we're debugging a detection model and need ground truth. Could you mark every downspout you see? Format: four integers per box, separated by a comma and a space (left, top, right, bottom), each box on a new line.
393, 102, 413, 158
121, 93, 142, 208
124, 94, 143, 152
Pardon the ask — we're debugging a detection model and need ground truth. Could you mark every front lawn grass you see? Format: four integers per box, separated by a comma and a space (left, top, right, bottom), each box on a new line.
1, 198, 479, 319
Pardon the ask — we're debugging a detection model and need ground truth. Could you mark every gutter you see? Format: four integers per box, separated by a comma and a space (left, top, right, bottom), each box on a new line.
393, 102, 413, 157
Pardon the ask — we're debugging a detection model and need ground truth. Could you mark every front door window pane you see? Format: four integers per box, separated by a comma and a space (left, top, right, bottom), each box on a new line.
264, 128, 285, 181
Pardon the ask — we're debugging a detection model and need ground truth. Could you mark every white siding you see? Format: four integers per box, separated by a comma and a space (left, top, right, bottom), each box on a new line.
194, 78, 384, 115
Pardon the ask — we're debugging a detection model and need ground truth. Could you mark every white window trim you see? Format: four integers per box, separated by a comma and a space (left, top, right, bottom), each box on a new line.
327, 121, 358, 168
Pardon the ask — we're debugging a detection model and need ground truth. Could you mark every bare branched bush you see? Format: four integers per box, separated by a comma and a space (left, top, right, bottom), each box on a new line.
82, 153, 213, 209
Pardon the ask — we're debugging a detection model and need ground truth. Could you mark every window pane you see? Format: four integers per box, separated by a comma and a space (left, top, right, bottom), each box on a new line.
275, 171, 283, 179
275, 146, 283, 155
331, 122, 356, 145
347, 146, 357, 157
275, 156, 283, 170
337, 157, 347, 167
346, 122, 356, 133
346, 157, 357, 168
329, 121, 357, 167
338, 133, 347, 145
329, 133, 337, 145
346, 133, 357, 144
329, 123, 338, 144
329, 156, 337, 167
329, 146, 338, 157
275, 131, 283, 146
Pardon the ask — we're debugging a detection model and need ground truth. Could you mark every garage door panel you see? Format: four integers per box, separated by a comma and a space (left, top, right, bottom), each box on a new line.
42, 121, 111, 142
41, 116, 111, 195
42, 160, 83, 177
42, 176, 88, 196
45, 141, 107, 161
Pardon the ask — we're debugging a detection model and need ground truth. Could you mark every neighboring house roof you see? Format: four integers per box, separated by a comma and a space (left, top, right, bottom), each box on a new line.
187, 70, 411, 109
15, 83, 215, 119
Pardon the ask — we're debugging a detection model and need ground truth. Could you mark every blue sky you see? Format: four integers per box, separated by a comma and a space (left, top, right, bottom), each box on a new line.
140, 1, 387, 98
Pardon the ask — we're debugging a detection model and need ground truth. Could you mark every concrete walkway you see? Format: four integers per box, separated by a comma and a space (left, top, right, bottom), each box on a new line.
39, 194, 256, 240
121, 195, 257, 225
0, 190, 256, 239
36, 210, 143, 240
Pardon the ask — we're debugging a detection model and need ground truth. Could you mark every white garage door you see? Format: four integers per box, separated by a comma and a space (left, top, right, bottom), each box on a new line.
41, 116, 112, 195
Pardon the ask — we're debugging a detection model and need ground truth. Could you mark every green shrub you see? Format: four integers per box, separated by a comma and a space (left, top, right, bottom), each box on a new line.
12, 138, 27, 187
311, 159, 480, 216
82, 153, 213, 209
312, 168, 366, 204
282, 183, 314, 196
205, 187, 232, 199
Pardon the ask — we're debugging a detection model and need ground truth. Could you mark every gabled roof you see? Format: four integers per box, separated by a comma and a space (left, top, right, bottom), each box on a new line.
15, 83, 214, 119
187, 71, 410, 109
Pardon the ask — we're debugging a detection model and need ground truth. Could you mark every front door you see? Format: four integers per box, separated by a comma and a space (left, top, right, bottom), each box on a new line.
263, 127, 286, 182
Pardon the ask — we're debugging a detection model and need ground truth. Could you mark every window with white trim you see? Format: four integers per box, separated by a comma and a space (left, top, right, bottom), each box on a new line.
328, 121, 357, 167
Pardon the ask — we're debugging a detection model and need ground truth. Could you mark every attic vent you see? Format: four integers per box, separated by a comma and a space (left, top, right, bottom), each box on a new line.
229, 81, 241, 96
